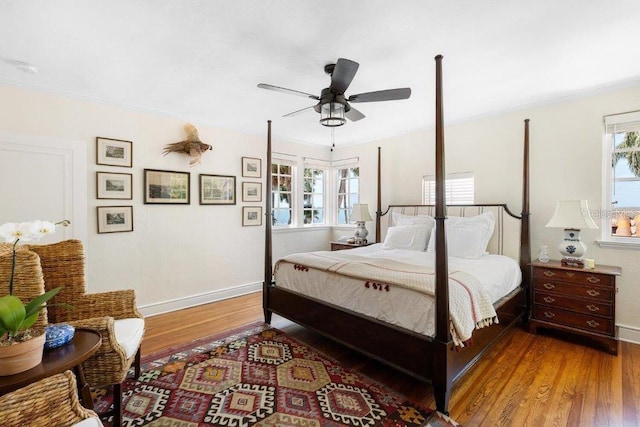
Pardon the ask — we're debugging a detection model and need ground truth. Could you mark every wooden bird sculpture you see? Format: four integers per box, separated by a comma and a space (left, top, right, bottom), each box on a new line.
163, 123, 212, 166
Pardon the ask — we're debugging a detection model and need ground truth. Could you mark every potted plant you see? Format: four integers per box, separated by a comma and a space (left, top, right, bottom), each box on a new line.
0, 220, 70, 375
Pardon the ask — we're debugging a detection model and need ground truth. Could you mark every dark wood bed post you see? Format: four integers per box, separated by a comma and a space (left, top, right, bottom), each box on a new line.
433, 54, 454, 415
520, 119, 531, 318
376, 146, 382, 243
263, 120, 273, 324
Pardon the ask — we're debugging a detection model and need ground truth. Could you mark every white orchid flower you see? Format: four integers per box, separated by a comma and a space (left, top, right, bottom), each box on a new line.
0, 220, 68, 243
0, 222, 27, 243
28, 220, 57, 241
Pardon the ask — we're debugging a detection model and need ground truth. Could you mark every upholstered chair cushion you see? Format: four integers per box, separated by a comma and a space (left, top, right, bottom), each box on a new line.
114, 318, 145, 358
72, 417, 103, 427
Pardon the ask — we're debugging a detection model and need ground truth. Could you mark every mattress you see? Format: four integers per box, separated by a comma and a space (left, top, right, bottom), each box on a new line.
274, 243, 522, 338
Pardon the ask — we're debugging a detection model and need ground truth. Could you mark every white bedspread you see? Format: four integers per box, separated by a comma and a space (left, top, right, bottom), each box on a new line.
274, 243, 521, 344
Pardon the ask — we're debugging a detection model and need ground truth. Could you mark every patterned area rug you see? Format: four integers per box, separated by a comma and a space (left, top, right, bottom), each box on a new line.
93, 322, 458, 426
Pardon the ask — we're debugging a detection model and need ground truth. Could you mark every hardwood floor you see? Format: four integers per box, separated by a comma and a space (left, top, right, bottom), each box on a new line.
142, 292, 640, 426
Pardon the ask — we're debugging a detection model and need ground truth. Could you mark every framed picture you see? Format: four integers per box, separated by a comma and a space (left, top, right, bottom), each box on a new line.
96, 137, 132, 167
144, 169, 190, 204
242, 157, 262, 178
96, 172, 132, 200
242, 182, 262, 202
200, 174, 236, 205
243, 206, 263, 226
97, 206, 133, 233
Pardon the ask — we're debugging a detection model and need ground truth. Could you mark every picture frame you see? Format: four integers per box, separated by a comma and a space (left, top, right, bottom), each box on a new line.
243, 206, 262, 226
96, 137, 132, 167
242, 157, 262, 178
199, 174, 236, 205
144, 169, 190, 204
96, 172, 132, 200
97, 206, 133, 233
242, 182, 262, 202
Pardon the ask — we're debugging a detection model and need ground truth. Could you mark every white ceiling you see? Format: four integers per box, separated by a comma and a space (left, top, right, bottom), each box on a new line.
1, 1, 640, 148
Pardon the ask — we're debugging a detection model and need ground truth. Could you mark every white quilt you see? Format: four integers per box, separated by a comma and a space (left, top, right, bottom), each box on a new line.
274, 244, 521, 346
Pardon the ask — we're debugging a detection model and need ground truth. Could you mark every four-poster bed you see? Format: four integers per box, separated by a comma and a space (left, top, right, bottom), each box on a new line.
262, 55, 531, 414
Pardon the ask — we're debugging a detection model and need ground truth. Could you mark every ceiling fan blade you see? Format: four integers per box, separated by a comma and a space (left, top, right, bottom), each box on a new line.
257, 83, 319, 100
345, 106, 365, 122
348, 88, 411, 103
329, 58, 359, 94
283, 105, 316, 118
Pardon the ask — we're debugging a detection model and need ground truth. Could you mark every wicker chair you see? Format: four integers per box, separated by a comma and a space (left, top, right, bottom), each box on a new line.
0, 244, 48, 330
26, 239, 145, 426
0, 370, 101, 427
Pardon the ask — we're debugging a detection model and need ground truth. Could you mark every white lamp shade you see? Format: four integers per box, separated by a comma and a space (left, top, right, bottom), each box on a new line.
545, 200, 599, 230
350, 203, 373, 222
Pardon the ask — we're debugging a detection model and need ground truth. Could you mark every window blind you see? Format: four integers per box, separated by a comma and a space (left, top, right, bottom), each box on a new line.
604, 111, 640, 134
422, 172, 474, 205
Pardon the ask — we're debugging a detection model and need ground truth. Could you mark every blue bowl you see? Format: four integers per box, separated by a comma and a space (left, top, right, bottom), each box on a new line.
45, 324, 75, 350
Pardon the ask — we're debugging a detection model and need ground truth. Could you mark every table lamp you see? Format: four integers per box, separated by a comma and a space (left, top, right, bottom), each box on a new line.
545, 200, 598, 267
350, 203, 373, 244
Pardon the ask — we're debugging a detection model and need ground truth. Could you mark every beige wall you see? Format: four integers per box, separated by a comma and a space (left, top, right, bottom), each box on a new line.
334, 84, 640, 343
2, 81, 638, 343
0, 85, 330, 315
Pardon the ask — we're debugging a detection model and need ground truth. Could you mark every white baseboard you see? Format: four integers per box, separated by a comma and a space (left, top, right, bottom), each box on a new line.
618, 323, 640, 345
138, 282, 262, 317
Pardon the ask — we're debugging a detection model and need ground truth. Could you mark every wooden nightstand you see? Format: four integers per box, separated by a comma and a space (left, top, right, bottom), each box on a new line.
330, 241, 373, 251
529, 260, 621, 354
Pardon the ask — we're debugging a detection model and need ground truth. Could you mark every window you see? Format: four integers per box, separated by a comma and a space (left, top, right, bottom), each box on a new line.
603, 111, 640, 241
336, 167, 359, 224
422, 172, 474, 205
303, 167, 325, 225
271, 161, 293, 226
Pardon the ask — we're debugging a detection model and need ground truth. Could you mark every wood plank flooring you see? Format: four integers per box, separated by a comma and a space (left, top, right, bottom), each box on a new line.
142, 292, 640, 426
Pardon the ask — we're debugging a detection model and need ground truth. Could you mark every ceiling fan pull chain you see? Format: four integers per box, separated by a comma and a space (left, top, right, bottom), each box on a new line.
330, 128, 335, 152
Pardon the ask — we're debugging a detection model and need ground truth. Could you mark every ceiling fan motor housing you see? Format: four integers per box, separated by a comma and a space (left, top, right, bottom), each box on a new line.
316, 88, 349, 127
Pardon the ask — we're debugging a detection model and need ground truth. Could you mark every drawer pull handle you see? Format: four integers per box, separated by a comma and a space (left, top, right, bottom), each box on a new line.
586, 289, 600, 297
543, 283, 555, 290
543, 296, 555, 303
543, 271, 555, 277
586, 304, 600, 312
566, 272, 575, 277
587, 320, 600, 328
586, 276, 600, 284
544, 311, 555, 318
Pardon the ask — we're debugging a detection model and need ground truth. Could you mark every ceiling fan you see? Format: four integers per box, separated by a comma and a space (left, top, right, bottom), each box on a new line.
257, 58, 411, 127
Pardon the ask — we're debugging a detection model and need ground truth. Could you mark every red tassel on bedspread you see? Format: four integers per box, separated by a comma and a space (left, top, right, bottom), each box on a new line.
293, 264, 309, 272
364, 281, 390, 292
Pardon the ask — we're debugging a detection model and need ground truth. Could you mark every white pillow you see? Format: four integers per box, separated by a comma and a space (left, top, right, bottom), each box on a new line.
393, 212, 436, 227
392, 213, 435, 248
427, 212, 495, 258
382, 225, 431, 251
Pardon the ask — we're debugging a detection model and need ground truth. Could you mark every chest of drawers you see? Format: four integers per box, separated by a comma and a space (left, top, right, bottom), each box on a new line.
529, 260, 620, 354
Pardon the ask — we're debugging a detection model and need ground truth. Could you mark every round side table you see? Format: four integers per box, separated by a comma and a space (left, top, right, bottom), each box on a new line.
0, 328, 101, 408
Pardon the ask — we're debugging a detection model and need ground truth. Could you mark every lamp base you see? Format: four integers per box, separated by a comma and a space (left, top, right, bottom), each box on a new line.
353, 221, 369, 245
561, 257, 584, 268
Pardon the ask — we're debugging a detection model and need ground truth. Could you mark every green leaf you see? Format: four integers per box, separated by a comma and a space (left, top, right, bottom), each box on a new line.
0, 295, 26, 335
23, 287, 62, 319
20, 311, 39, 331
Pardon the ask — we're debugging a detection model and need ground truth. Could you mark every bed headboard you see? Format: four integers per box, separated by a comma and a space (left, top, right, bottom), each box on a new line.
381, 204, 522, 260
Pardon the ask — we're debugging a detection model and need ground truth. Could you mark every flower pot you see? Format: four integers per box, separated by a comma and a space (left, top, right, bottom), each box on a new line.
0, 330, 45, 376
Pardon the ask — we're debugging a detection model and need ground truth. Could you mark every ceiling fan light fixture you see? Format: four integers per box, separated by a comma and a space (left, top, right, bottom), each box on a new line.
319, 102, 346, 127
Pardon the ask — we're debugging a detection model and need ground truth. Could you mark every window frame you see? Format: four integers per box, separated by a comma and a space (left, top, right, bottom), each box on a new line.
335, 166, 360, 225
302, 166, 326, 226
599, 111, 640, 248
271, 158, 295, 228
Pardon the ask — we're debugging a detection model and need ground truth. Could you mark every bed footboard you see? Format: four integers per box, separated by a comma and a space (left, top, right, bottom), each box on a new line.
267, 285, 435, 381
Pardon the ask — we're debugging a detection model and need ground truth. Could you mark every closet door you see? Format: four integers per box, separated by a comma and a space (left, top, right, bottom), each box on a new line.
0, 131, 87, 243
